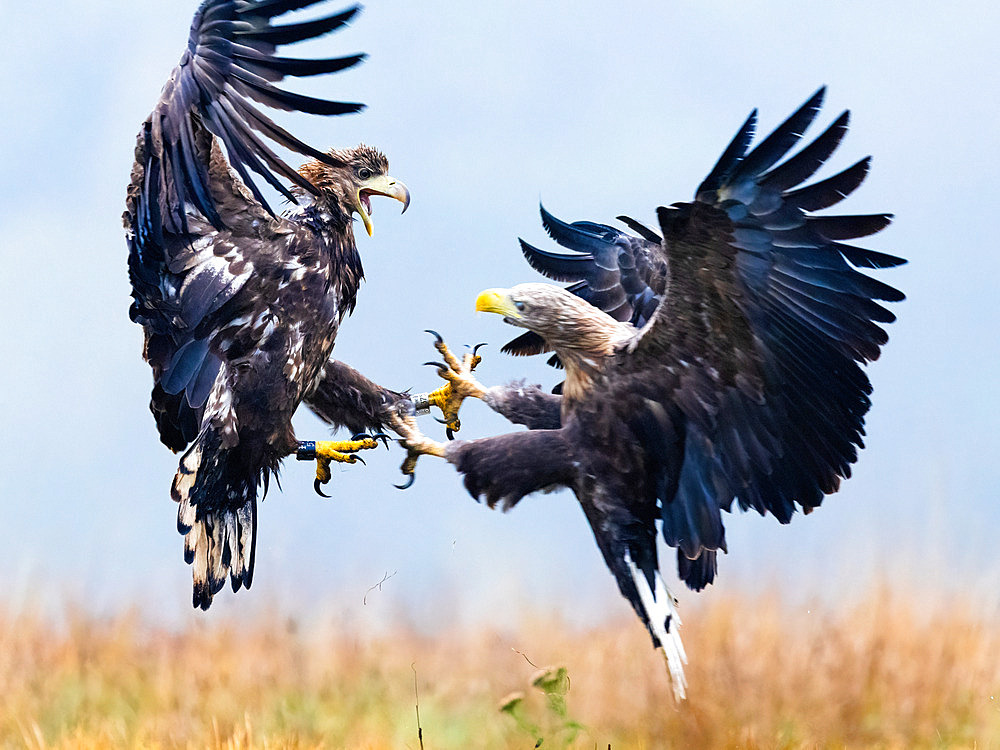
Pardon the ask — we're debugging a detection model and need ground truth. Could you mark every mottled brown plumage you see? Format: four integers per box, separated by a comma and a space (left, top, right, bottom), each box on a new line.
125, 0, 410, 609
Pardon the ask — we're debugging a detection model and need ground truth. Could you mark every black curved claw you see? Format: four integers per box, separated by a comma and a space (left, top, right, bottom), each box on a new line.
354, 454, 367, 466
424, 329, 444, 345
433, 415, 448, 425
351, 432, 371, 442
472, 342, 488, 356
314, 479, 331, 498
446, 427, 456, 440
423, 361, 449, 372
394, 473, 416, 490
371, 432, 391, 449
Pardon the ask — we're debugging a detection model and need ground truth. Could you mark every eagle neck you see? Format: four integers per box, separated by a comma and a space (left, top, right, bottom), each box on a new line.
546, 315, 634, 413
297, 202, 365, 315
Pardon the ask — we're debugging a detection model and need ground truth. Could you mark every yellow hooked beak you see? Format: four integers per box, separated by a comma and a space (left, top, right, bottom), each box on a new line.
475, 288, 521, 319
355, 174, 410, 237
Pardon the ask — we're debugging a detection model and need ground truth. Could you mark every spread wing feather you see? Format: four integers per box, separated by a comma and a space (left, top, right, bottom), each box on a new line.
124, 0, 363, 450
503, 206, 665, 371
618, 87, 903, 552
139, 0, 364, 241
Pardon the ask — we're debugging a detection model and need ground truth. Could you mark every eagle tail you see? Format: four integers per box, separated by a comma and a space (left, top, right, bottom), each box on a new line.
171, 426, 259, 610
677, 548, 718, 592
624, 551, 687, 701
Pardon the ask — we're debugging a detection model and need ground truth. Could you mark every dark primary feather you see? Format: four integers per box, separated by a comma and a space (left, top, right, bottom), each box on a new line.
242, 0, 331, 17
528, 208, 662, 318
504, 205, 665, 373
759, 110, 850, 193
238, 6, 360, 45
615, 215, 662, 243
617, 87, 904, 576
695, 109, 757, 199
139, 0, 365, 241
729, 88, 826, 182
501, 329, 550, 358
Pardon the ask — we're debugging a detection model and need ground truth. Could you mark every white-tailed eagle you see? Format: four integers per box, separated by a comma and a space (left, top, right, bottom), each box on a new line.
393, 89, 905, 699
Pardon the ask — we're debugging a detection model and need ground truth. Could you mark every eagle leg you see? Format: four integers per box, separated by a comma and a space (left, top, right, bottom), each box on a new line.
296, 435, 388, 496
412, 331, 487, 439
388, 411, 448, 490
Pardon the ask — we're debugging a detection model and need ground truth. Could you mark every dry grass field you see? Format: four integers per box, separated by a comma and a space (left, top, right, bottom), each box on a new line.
2, 588, 999, 749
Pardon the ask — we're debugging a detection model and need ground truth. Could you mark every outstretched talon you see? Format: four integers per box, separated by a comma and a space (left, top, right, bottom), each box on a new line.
389, 410, 447, 490
412, 330, 488, 439
296, 434, 386, 496
394, 453, 418, 490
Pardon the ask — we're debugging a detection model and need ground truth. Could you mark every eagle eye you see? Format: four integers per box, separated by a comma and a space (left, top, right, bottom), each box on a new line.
514, 300, 526, 312
357, 167, 374, 180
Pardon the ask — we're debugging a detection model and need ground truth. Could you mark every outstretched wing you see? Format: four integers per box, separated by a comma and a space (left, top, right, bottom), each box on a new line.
124, 0, 365, 450
135, 0, 365, 242
504, 205, 664, 364
613, 87, 904, 580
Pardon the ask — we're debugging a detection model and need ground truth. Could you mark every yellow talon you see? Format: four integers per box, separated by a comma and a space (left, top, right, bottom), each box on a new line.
316, 457, 332, 484
314, 438, 380, 460
296, 436, 387, 496
389, 411, 449, 490
417, 332, 487, 436
425, 385, 451, 410
432, 335, 483, 375
425, 384, 461, 431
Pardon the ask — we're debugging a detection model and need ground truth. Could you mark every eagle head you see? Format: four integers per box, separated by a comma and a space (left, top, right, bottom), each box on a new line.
476, 282, 636, 402
475, 283, 632, 353
297, 144, 410, 236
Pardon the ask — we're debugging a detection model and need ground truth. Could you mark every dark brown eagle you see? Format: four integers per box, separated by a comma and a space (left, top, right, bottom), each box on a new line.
394, 88, 905, 699
123, 0, 415, 610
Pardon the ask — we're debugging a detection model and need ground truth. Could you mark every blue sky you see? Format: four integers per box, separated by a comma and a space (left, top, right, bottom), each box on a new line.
1, 1, 997, 632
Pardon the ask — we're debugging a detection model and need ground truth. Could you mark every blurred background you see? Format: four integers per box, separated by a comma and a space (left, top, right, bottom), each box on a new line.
0, 0, 997, 639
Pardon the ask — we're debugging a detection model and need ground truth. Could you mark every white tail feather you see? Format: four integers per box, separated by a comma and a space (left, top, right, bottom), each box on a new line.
209, 514, 226, 584
174, 444, 202, 527
191, 521, 209, 593
236, 504, 254, 581
178, 493, 197, 531
625, 552, 687, 701
221, 513, 238, 578
171, 431, 256, 609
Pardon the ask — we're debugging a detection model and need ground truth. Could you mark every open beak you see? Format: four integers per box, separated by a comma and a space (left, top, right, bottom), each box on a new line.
356, 174, 410, 237
475, 288, 521, 320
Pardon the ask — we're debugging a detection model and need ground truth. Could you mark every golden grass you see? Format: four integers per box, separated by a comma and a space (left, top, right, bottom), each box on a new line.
2, 588, 999, 749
